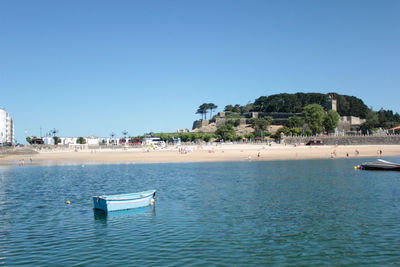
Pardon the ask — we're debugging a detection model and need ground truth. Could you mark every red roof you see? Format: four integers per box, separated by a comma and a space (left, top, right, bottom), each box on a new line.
389, 126, 400, 130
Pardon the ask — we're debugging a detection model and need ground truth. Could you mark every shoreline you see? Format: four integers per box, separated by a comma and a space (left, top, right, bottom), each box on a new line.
1, 144, 399, 166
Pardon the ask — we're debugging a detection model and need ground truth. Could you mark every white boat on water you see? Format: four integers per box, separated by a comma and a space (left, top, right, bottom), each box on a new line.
359, 159, 400, 171
93, 190, 156, 212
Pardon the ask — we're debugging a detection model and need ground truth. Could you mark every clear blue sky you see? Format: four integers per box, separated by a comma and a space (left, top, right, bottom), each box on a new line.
1, 0, 399, 143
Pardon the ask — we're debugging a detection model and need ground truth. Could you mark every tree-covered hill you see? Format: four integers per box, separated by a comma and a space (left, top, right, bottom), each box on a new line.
252, 93, 369, 118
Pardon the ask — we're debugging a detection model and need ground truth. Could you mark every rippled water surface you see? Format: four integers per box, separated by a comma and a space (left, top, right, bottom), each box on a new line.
1, 157, 400, 266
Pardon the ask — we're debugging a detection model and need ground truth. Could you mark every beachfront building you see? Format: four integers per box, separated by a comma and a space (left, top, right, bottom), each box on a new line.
58, 137, 77, 145
42, 136, 101, 145
43, 137, 54, 145
86, 136, 99, 145
99, 137, 116, 144
0, 108, 14, 145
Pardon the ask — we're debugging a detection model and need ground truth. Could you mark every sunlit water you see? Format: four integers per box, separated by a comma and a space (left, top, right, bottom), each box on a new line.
1, 157, 400, 266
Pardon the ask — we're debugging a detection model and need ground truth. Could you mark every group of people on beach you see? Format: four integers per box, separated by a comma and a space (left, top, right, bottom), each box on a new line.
330, 149, 383, 159
18, 157, 33, 166
178, 147, 192, 154
331, 149, 360, 159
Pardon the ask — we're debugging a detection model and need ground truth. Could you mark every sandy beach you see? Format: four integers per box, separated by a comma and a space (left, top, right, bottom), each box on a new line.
1, 144, 399, 166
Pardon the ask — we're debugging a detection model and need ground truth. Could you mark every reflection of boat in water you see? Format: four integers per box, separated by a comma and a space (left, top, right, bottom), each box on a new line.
93, 190, 156, 212
94, 205, 156, 222
358, 159, 400, 171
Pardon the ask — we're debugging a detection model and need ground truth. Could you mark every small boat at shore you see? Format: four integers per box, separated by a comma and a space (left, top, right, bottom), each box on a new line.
93, 190, 156, 212
358, 159, 400, 171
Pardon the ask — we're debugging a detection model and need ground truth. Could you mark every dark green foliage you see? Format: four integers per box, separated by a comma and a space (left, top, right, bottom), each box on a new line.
77, 137, 86, 144
252, 92, 369, 118
360, 108, 379, 134
149, 132, 216, 143
224, 103, 253, 113
289, 127, 302, 136
323, 110, 340, 133
270, 126, 291, 140
287, 116, 304, 128
196, 103, 218, 120
335, 94, 369, 119
249, 117, 273, 131
196, 103, 209, 120
207, 103, 218, 119
360, 108, 400, 133
215, 125, 236, 141
224, 113, 245, 119
376, 109, 400, 128
253, 93, 330, 113
202, 134, 213, 142
224, 104, 242, 113
53, 136, 60, 145
303, 104, 325, 135
26, 137, 32, 144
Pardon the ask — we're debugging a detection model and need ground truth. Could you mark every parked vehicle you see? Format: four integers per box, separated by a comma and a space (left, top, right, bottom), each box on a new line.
306, 139, 323, 146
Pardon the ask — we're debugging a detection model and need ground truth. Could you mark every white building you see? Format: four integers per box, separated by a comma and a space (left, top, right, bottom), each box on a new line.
43, 137, 54, 145
85, 136, 99, 145
0, 108, 14, 145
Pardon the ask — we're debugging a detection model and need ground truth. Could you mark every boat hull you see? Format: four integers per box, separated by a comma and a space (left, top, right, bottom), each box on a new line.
93, 190, 156, 212
360, 159, 400, 171
360, 164, 400, 171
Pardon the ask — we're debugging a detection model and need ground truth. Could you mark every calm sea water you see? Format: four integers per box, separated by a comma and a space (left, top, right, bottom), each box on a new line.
1, 157, 400, 266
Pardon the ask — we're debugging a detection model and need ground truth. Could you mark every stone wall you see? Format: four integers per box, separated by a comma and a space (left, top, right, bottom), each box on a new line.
192, 120, 210, 130
282, 135, 400, 145
0, 147, 38, 158
215, 118, 248, 127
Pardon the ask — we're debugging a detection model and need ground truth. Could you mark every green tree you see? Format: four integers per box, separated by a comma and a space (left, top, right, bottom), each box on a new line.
290, 127, 302, 136
271, 126, 291, 141
215, 125, 236, 141
287, 116, 304, 128
196, 103, 208, 120
26, 137, 32, 144
323, 110, 340, 133
232, 104, 241, 113
360, 108, 379, 134
249, 117, 273, 132
77, 137, 86, 144
303, 104, 325, 135
201, 134, 213, 142
224, 105, 234, 112
180, 133, 191, 142
252, 92, 369, 118
110, 132, 115, 145
53, 136, 60, 145
207, 103, 218, 119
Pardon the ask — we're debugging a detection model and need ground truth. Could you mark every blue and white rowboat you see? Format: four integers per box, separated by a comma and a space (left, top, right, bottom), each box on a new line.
93, 190, 156, 212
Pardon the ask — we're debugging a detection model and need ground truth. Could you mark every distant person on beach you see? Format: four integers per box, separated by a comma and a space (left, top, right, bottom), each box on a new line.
355, 149, 360, 156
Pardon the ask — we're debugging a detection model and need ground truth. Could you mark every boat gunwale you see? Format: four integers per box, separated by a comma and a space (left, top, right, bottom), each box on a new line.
92, 190, 156, 201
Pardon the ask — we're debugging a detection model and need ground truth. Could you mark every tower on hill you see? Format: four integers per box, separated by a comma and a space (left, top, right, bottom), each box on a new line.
329, 94, 337, 111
